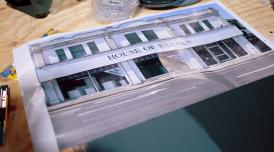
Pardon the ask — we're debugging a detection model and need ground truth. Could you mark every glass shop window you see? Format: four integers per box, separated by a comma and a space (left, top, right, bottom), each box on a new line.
244, 32, 271, 52
189, 22, 205, 33
89, 65, 129, 90
68, 45, 87, 59
222, 38, 248, 57
202, 20, 214, 30
193, 46, 218, 66
125, 33, 143, 45
179, 24, 192, 35
142, 30, 159, 41
217, 42, 236, 59
87, 41, 100, 54
57, 71, 98, 100
55, 48, 67, 62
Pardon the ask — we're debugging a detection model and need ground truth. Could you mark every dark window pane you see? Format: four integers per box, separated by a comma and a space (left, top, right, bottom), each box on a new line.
209, 46, 224, 56
202, 20, 214, 30
223, 38, 248, 57
55, 49, 67, 62
193, 46, 218, 66
217, 42, 236, 59
125, 33, 142, 45
57, 71, 90, 99
179, 24, 192, 35
142, 30, 159, 41
68, 45, 87, 59
87, 42, 100, 54
134, 54, 168, 79
217, 55, 229, 62
189, 22, 205, 33
244, 32, 271, 52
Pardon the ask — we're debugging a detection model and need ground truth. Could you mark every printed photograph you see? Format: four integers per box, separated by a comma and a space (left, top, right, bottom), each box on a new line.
13, 1, 274, 152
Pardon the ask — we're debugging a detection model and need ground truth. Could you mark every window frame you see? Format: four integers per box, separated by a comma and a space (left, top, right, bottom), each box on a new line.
179, 24, 192, 35
202, 20, 214, 30
55, 48, 67, 62
86, 41, 100, 54
68, 44, 87, 59
124, 32, 143, 45
189, 21, 205, 33
141, 30, 159, 41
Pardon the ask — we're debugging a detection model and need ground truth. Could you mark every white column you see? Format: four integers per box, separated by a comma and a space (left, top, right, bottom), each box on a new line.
82, 43, 92, 55
178, 48, 207, 69
42, 81, 60, 105
34, 52, 46, 67
185, 23, 196, 34
52, 79, 65, 102
64, 47, 73, 60
120, 61, 143, 84
199, 20, 210, 31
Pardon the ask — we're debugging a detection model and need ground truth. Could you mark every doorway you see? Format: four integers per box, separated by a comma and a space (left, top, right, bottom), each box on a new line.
134, 54, 168, 79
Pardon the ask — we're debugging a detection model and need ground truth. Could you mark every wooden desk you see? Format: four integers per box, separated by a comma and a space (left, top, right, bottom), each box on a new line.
0, 0, 273, 151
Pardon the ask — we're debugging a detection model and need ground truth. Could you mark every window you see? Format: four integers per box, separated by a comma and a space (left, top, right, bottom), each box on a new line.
189, 22, 205, 33
134, 54, 168, 79
142, 30, 159, 41
57, 71, 98, 100
217, 42, 236, 59
204, 42, 234, 63
125, 33, 142, 45
202, 20, 214, 30
68, 45, 87, 59
244, 32, 271, 52
87, 42, 99, 54
222, 38, 248, 57
228, 19, 271, 52
179, 24, 192, 35
55, 49, 67, 62
193, 46, 218, 66
55, 64, 129, 101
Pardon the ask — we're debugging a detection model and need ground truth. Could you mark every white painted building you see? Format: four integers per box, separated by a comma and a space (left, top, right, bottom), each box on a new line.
30, 8, 272, 107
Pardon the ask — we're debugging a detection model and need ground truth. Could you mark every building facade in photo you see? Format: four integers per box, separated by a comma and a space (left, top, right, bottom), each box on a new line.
30, 8, 272, 107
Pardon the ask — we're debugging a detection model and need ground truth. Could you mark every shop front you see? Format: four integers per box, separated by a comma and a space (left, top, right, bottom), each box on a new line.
43, 64, 129, 106
193, 38, 248, 66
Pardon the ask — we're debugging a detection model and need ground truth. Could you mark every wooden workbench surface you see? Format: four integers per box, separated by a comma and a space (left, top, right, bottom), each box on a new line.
0, 0, 273, 152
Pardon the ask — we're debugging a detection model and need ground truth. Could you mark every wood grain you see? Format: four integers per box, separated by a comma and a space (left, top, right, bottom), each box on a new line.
0, 0, 273, 152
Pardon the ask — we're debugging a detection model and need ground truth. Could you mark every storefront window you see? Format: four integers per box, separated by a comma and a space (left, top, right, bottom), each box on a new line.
57, 71, 97, 100
68, 45, 87, 59
125, 33, 143, 45
217, 42, 236, 59
89, 64, 129, 90
55, 48, 67, 62
194, 40, 249, 66
202, 20, 214, 30
189, 22, 205, 33
193, 46, 218, 66
142, 30, 159, 41
179, 24, 192, 35
51, 64, 128, 102
244, 32, 271, 52
87, 42, 100, 54
222, 38, 248, 57
134, 54, 168, 79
